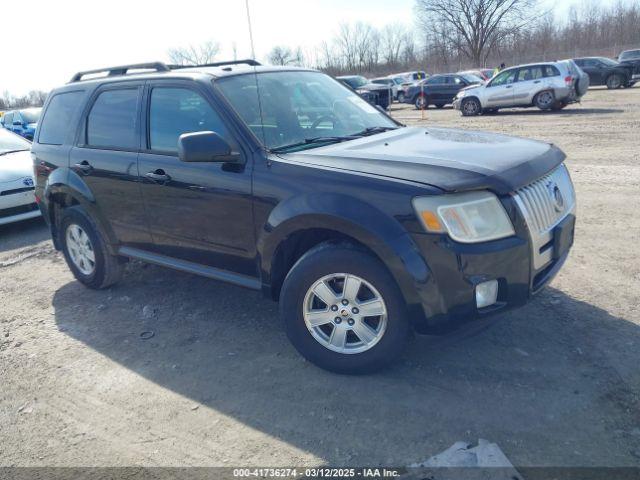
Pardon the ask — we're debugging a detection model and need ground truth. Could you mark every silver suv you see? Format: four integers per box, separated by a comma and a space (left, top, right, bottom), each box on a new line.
453, 60, 589, 116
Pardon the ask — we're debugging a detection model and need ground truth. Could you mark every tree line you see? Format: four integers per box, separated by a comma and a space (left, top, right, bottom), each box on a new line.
280, 0, 640, 76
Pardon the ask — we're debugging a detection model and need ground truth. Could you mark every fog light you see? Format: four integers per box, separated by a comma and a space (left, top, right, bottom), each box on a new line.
476, 280, 498, 309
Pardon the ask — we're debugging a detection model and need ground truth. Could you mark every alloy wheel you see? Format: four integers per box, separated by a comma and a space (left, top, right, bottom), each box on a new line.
303, 273, 387, 354
66, 224, 96, 275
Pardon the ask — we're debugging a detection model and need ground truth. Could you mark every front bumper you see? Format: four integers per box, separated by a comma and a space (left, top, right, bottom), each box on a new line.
406, 165, 576, 334
0, 181, 41, 226
452, 98, 462, 110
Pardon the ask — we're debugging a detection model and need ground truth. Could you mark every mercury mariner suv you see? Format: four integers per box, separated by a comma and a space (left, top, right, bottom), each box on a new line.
33, 60, 577, 374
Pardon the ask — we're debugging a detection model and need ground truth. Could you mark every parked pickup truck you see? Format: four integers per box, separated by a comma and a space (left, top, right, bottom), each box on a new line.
34, 60, 577, 374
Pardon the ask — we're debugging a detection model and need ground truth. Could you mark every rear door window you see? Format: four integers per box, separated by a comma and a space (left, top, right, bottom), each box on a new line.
148, 87, 229, 154
516, 66, 544, 82
38, 91, 84, 145
86, 88, 139, 150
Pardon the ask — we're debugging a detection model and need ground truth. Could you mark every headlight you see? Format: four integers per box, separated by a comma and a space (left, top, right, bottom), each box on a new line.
412, 191, 515, 243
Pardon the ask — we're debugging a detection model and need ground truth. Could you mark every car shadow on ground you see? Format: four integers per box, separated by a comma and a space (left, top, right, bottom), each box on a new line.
0, 217, 49, 254
485, 107, 624, 116
51, 263, 640, 466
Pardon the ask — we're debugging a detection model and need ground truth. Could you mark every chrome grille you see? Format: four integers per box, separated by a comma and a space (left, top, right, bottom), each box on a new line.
515, 164, 575, 234
513, 164, 576, 271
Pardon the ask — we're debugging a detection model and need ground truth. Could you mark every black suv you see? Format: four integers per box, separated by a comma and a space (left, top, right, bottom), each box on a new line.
573, 57, 636, 89
34, 60, 576, 374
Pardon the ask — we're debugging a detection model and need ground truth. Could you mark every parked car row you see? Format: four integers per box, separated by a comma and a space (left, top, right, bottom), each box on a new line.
0, 107, 42, 140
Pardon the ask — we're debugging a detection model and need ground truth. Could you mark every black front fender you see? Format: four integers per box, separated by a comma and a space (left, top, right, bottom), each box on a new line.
258, 192, 432, 314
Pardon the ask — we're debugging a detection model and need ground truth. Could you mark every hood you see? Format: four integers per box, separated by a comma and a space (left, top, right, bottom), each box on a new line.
459, 84, 483, 93
0, 150, 34, 184
360, 83, 391, 92
280, 127, 565, 194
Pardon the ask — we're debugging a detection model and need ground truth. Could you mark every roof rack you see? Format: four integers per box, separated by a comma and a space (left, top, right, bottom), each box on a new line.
69, 62, 170, 83
169, 59, 261, 70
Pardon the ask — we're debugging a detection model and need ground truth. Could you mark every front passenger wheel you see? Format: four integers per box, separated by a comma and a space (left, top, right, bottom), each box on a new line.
461, 97, 481, 116
280, 243, 410, 374
60, 206, 123, 289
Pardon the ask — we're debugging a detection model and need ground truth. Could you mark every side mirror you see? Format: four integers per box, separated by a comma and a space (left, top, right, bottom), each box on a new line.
178, 131, 241, 163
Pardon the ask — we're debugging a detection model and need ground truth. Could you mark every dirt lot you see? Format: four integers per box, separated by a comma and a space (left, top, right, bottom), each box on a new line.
1, 87, 639, 468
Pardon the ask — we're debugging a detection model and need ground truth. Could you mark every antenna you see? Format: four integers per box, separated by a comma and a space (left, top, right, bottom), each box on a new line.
245, 0, 256, 60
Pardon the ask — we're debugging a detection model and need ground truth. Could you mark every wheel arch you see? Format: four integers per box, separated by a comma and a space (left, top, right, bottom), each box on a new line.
43, 170, 117, 252
259, 193, 431, 313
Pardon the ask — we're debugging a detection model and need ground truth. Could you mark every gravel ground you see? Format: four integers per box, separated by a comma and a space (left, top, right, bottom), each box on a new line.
1, 86, 639, 468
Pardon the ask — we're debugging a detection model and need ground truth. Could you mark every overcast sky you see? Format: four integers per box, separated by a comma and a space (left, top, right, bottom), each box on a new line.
1, 0, 610, 96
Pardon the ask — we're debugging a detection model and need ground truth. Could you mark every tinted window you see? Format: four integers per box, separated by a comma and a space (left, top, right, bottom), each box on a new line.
87, 89, 139, 149
427, 76, 445, 85
149, 87, 229, 153
38, 91, 84, 145
620, 50, 640, 61
516, 66, 544, 82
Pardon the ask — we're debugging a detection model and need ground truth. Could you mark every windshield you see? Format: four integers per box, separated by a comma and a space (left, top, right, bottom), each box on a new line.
216, 71, 397, 151
20, 108, 41, 124
0, 127, 31, 154
340, 76, 368, 89
620, 50, 640, 61
461, 74, 484, 84
598, 57, 619, 67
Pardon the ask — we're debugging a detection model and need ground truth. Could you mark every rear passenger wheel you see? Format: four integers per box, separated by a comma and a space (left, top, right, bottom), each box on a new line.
606, 74, 622, 90
60, 206, 123, 289
534, 90, 556, 110
397, 92, 405, 103
280, 243, 410, 374
415, 95, 428, 110
461, 97, 481, 116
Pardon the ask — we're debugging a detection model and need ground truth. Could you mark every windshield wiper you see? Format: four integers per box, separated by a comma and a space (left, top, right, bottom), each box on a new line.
0, 149, 29, 156
350, 126, 399, 137
270, 135, 358, 153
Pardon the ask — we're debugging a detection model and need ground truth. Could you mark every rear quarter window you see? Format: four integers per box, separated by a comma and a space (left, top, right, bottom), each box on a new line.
544, 65, 561, 77
38, 91, 84, 145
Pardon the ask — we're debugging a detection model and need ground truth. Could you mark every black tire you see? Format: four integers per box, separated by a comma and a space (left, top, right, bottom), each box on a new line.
534, 90, 556, 110
551, 99, 568, 111
460, 97, 481, 116
606, 74, 623, 90
280, 243, 411, 374
434, 103, 445, 109
414, 95, 428, 110
397, 92, 405, 103
60, 206, 123, 289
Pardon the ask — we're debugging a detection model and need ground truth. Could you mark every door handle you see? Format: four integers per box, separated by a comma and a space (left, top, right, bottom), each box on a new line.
145, 170, 171, 182
533, 80, 541, 84
506, 85, 513, 89
74, 161, 93, 173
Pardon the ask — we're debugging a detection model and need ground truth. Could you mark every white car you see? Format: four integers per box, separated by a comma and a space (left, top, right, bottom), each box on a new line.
0, 129, 41, 226
453, 60, 589, 116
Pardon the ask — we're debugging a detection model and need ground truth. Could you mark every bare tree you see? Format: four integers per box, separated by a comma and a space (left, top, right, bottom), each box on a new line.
268, 46, 305, 66
416, 0, 539, 66
167, 40, 220, 66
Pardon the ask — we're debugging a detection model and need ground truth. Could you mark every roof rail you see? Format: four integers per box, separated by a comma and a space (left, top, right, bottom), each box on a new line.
69, 62, 171, 83
169, 59, 261, 70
